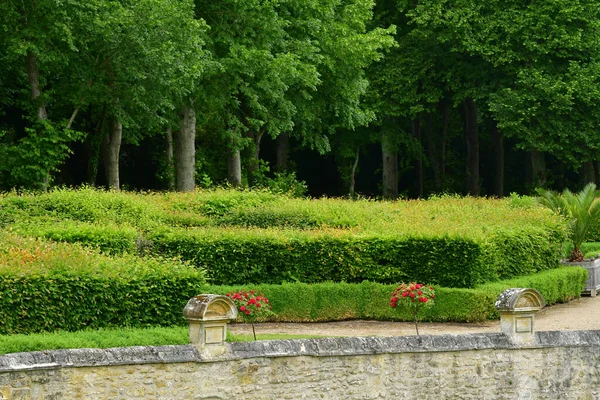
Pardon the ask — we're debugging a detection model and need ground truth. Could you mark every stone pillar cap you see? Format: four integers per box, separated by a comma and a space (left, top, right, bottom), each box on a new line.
183, 294, 238, 322
494, 288, 546, 312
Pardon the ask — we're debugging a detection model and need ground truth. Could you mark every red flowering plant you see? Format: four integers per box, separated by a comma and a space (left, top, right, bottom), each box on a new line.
390, 282, 435, 335
226, 290, 273, 340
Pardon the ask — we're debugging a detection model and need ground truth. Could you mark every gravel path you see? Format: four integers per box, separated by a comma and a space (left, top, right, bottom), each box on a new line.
229, 295, 600, 337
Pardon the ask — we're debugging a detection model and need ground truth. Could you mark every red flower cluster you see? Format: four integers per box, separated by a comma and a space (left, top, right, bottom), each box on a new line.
390, 282, 435, 309
226, 290, 272, 319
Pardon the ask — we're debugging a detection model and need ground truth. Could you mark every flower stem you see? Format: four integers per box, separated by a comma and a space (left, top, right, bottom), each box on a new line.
414, 312, 420, 336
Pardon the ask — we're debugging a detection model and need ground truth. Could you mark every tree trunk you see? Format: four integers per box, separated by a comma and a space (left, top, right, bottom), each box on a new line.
349, 146, 360, 198
463, 98, 480, 196
594, 161, 600, 185
165, 127, 175, 191
102, 118, 122, 191
440, 100, 449, 187
174, 106, 196, 192
276, 132, 290, 172
581, 161, 596, 186
424, 113, 442, 192
87, 105, 107, 186
529, 150, 546, 188
381, 120, 398, 200
26, 51, 48, 121
228, 148, 242, 186
244, 130, 264, 185
26, 51, 50, 190
412, 119, 423, 198
491, 121, 504, 197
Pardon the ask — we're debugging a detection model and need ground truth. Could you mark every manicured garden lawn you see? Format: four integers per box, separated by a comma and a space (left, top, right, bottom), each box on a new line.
0, 326, 326, 355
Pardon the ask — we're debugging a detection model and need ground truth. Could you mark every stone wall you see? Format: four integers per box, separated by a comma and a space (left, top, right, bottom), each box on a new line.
0, 331, 599, 399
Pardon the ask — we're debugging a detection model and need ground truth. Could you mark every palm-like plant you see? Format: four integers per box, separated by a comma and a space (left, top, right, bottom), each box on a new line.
537, 183, 600, 262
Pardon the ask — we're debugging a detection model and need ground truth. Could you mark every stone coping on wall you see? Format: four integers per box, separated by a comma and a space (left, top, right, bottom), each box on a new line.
1, 330, 599, 373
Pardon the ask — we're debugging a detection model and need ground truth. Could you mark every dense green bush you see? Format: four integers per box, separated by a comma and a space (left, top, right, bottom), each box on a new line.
0, 188, 568, 287
10, 221, 139, 254
205, 267, 586, 323
0, 235, 206, 334
0, 230, 585, 334
150, 226, 564, 287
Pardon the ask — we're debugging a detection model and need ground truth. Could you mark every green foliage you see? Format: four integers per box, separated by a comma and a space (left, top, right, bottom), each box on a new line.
0, 121, 85, 189
477, 268, 588, 312
1, 189, 567, 288
537, 183, 600, 261
259, 172, 308, 198
0, 234, 206, 334
0, 326, 189, 355
11, 221, 138, 254
204, 267, 586, 323
151, 227, 563, 288
579, 242, 600, 258
507, 193, 538, 209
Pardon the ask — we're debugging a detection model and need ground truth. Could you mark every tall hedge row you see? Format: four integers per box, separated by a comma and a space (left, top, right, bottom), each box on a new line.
0, 188, 568, 288
149, 226, 564, 288
0, 274, 205, 334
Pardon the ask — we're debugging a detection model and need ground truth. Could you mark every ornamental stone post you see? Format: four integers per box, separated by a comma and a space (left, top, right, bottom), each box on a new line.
495, 288, 545, 345
183, 294, 237, 355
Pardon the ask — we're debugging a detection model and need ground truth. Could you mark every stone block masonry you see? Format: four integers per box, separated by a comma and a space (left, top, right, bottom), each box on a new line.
0, 331, 599, 399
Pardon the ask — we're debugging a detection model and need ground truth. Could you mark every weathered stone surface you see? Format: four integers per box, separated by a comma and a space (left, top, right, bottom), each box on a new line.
183, 294, 237, 321
495, 288, 545, 311
0, 332, 599, 399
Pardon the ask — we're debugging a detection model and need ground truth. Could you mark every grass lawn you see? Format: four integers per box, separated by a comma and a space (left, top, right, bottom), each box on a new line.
0, 326, 326, 355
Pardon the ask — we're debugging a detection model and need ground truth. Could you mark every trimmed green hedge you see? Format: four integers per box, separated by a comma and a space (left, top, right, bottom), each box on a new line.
0, 247, 585, 334
0, 235, 206, 334
1, 188, 568, 287
11, 221, 139, 254
204, 267, 587, 323
150, 226, 565, 288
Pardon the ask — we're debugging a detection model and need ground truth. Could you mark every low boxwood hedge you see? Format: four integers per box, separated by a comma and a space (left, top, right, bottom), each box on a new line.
204, 266, 587, 323
0, 241, 585, 334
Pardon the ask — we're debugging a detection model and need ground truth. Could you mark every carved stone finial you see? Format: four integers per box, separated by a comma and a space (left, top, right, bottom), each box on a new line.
495, 288, 545, 345
495, 288, 545, 311
183, 294, 237, 355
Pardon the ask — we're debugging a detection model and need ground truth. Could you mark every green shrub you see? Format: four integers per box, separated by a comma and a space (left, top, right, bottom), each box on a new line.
10, 221, 139, 254
150, 226, 563, 288
1, 188, 568, 287
216, 206, 321, 229
0, 232, 585, 334
0, 234, 206, 334
203, 267, 586, 323
477, 266, 587, 308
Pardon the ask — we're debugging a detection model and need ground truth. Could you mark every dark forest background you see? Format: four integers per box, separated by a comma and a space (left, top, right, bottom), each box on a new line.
2, 0, 599, 198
